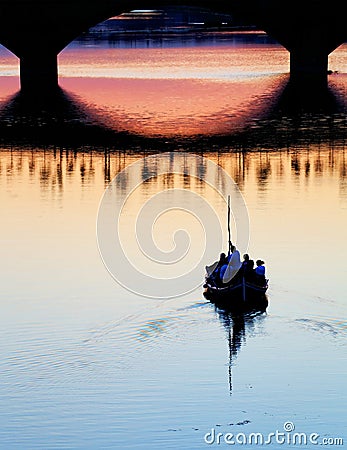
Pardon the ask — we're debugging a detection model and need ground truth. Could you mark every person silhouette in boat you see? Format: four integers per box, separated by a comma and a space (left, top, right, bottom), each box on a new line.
254, 259, 266, 285
241, 254, 255, 281
218, 252, 228, 267
220, 244, 242, 285
205, 252, 228, 286
215, 253, 228, 282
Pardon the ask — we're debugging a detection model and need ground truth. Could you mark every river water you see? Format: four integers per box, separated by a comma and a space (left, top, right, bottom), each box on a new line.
0, 33, 346, 449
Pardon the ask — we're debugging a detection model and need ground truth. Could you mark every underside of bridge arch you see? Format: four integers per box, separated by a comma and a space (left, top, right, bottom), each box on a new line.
233, 0, 347, 84
0, 0, 346, 91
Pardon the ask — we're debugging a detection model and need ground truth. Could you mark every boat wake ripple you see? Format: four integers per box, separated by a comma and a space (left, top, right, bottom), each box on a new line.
295, 314, 347, 341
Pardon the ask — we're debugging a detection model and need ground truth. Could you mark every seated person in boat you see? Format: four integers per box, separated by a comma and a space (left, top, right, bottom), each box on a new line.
205, 252, 228, 286
220, 245, 242, 285
240, 253, 255, 281
254, 259, 266, 285
215, 252, 228, 285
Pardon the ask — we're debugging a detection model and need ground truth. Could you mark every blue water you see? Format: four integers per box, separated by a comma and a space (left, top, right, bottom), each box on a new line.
0, 148, 346, 449
0, 34, 346, 449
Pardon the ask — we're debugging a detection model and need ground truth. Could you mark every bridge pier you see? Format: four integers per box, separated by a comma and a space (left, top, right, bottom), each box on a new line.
289, 45, 329, 85
20, 52, 58, 92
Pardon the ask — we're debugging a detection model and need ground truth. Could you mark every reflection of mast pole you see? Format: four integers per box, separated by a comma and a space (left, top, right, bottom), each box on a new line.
221, 313, 247, 395
217, 310, 264, 396
228, 324, 233, 395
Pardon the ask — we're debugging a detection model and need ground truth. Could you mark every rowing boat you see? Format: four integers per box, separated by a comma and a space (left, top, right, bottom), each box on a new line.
203, 277, 269, 313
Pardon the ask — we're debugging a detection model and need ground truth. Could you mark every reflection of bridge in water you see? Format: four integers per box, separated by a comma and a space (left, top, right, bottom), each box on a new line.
0, 76, 346, 150
0, 1, 346, 90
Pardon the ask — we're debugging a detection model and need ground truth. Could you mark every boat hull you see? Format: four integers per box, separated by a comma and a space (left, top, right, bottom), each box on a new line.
203, 280, 268, 314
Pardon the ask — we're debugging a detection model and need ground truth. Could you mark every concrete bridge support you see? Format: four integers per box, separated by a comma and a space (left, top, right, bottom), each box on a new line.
286, 28, 331, 85
20, 52, 58, 92
290, 47, 328, 84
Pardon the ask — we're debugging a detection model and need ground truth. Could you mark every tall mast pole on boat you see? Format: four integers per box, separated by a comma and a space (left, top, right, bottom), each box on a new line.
228, 195, 232, 255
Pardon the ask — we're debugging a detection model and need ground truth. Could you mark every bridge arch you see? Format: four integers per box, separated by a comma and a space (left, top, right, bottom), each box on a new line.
0, 0, 346, 90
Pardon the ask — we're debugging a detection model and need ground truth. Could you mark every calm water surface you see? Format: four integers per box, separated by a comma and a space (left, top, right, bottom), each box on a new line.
0, 34, 346, 449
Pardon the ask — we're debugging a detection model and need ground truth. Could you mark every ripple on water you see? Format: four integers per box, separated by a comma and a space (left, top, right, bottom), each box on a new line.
86, 300, 213, 350
1, 300, 210, 391
295, 315, 347, 340
1, 332, 99, 390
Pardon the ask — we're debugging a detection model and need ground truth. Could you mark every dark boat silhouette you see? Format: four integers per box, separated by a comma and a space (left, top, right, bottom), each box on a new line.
203, 195, 269, 314
203, 277, 268, 314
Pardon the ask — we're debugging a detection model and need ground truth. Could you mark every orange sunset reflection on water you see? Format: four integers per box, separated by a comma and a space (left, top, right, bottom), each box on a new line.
60, 75, 287, 137
58, 42, 290, 137
0, 40, 292, 138
2, 148, 347, 295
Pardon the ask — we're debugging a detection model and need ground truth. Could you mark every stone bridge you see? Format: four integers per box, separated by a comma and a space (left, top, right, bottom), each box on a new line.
0, 0, 345, 90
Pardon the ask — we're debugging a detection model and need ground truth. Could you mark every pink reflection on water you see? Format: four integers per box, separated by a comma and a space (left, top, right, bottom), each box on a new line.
0, 77, 19, 102
60, 75, 287, 137
57, 42, 289, 137
0, 40, 347, 138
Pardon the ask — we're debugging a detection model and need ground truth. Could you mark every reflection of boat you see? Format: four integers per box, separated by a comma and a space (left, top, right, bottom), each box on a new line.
216, 309, 266, 394
203, 278, 268, 313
